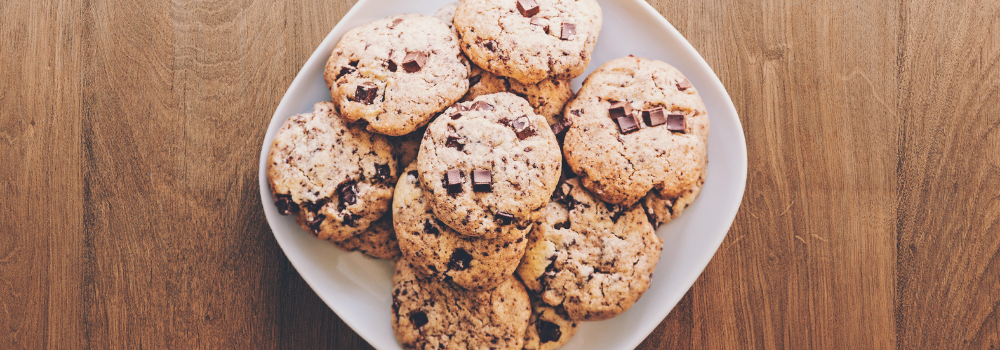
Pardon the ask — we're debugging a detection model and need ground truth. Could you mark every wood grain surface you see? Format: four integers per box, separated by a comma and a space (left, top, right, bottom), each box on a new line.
1, 0, 997, 348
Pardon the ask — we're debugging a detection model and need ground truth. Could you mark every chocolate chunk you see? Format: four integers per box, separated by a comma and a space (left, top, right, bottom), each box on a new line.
470, 74, 482, 86
471, 100, 494, 111
423, 220, 440, 235
274, 194, 297, 215
530, 17, 549, 33
402, 51, 427, 73
446, 169, 463, 194
516, 0, 540, 17
409, 311, 428, 328
343, 212, 359, 227
306, 198, 328, 213
483, 40, 497, 51
407, 170, 419, 179
338, 181, 358, 208
537, 320, 562, 343
571, 109, 582, 117
446, 136, 465, 151
608, 101, 632, 119
336, 66, 355, 80
375, 163, 391, 182
550, 121, 566, 136
449, 111, 463, 120
560, 22, 575, 40
643, 107, 667, 127
307, 214, 325, 233
389, 18, 404, 29
496, 212, 514, 225
667, 114, 686, 132
448, 248, 474, 271
348, 60, 359, 67
554, 220, 571, 230
473, 170, 492, 192
385, 59, 397, 72
676, 77, 693, 91
355, 83, 378, 105
509, 115, 536, 140
615, 114, 640, 134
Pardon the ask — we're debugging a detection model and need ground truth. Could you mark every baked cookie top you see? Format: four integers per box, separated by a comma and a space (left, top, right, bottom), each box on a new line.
334, 214, 401, 260
563, 56, 709, 206
393, 164, 528, 291
641, 173, 705, 228
267, 102, 397, 242
324, 13, 469, 136
517, 178, 663, 321
454, 0, 603, 84
391, 259, 531, 350
417, 93, 562, 240
464, 65, 575, 126
523, 293, 578, 350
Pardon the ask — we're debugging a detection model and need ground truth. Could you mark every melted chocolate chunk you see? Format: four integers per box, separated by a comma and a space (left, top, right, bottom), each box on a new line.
423, 220, 440, 235
449, 111, 463, 120
516, 0, 540, 17
537, 320, 562, 343
496, 212, 514, 225
448, 248, 474, 271
471, 100, 494, 111
643, 107, 667, 127
446, 136, 465, 151
402, 51, 427, 73
483, 40, 497, 51
473, 170, 492, 192
409, 311, 428, 328
274, 194, 297, 215
509, 115, 536, 140
343, 212, 359, 227
307, 214, 325, 233
375, 163, 391, 182
355, 83, 378, 105
306, 198, 328, 213
336, 66, 355, 80
676, 77, 693, 91
338, 181, 359, 208
389, 18, 404, 29
560, 22, 576, 40
667, 114, 686, 133
446, 169, 463, 194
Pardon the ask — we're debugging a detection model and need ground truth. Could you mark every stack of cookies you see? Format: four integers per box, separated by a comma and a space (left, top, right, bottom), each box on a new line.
266, 1, 709, 349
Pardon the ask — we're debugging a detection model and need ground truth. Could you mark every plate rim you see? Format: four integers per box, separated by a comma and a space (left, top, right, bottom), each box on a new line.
256, 0, 748, 348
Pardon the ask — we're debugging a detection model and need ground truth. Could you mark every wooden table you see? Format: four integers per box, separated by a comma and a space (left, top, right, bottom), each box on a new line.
2, 0, 998, 348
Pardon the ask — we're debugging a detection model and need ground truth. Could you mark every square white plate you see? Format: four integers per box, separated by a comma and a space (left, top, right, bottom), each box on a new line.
257, 0, 747, 349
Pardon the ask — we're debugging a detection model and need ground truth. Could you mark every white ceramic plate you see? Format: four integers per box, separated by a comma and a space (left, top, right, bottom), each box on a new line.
258, 0, 746, 349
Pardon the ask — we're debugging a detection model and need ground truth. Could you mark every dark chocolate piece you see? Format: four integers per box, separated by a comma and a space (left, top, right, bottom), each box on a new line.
496, 212, 514, 225
473, 170, 492, 192
423, 220, 440, 235
551, 121, 566, 136
470, 74, 482, 86
484, 40, 497, 51
667, 114, 686, 132
446, 136, 465, 151
389, 18, 404, 29
274, 194, 297, 215
307, 214, 325, 233
306, 198, 328, 213
471, 101, 494, 111
402, 51, 427, 73
409, 311, 428, 328
343, 212, 359, 227
336, 66, 355, 80
449, 111, 463, 120
510, 115, 536, 140
516, 0, 540, 17
643, 107, 667, 127
608, 101, 632, 120
560, 22, 575, 40
676, 78, 692, 91
448, 248, 474, 271
355, 83, 378, 105
446, 169, 463, 194
616, 114, 640, 134
537, 320, 563, 343
374, 163, 391, 182
385, 59, 397, 72
338, 181, 358, 207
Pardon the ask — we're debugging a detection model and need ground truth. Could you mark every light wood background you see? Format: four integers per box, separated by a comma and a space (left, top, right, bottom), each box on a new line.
1, 0, 998, 348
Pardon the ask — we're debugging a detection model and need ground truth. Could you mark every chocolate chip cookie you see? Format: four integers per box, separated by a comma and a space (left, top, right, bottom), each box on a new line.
523, 294, 578, 350
641, 174, 704, 228
325, 14, 470, 136
267, 102, 398, 242
517, 178, 663, 321
334, 214, 401, 260
416, 93, 562, 240
562, 56, 709, 206
392, 259, 531, 350
454, 0, 603, 84
393, 164, 528, 291
390, 127, 425, 170
464, 65, 575, 127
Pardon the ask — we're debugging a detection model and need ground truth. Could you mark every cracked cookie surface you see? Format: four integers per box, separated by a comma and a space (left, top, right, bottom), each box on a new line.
454, 0, 602, 85
563, 56, 709, 206
417, 93, 562, 240
391, 259, 531, 350
517, 178, 662, 321
325, 13, 469, 136
393, 164, 528, 291
463, 65, 575, 126
267, 102, 398, 242
334, 214, 401, 260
